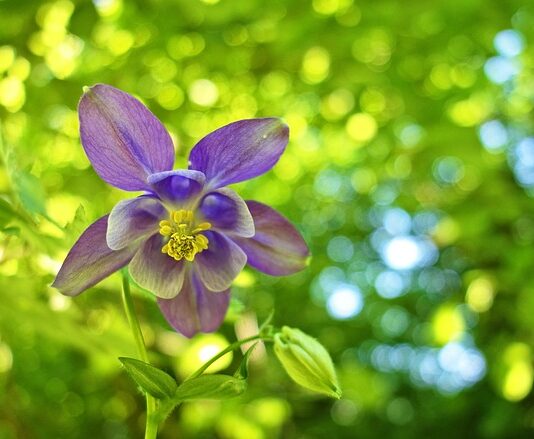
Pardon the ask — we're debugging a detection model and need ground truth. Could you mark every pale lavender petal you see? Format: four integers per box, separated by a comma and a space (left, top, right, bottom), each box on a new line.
129, 234, 185, 299
107, 196, 164, 250
198, 188, 254, 238
157, 272, 230, 338
52, 216, 137, 296
194, 231, 247, 292
233, 201, 310, 276
147, 170, 205, 206
188, 118, 289, 188
79, 84, 175, 191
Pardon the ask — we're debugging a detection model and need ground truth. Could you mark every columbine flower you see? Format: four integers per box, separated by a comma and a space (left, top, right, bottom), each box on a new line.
52, 84, 309, 337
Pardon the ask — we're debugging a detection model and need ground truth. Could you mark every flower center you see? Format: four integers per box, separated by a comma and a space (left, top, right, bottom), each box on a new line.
159, 209, 211, 262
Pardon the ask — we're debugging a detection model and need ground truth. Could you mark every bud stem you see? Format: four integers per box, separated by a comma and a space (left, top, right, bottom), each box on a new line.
186, 334, 273, 381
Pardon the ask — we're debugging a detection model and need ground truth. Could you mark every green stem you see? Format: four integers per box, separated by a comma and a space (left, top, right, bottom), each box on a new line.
153, 333, 274, 424
121, 272, 158, 439
186, 334, 272, 381
153, 334, 271, 423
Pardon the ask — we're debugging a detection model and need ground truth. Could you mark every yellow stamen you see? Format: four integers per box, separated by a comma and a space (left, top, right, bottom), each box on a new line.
195, 234, 209, 247
192, 222, 212, 233
158, 209, 211, 262
160, 225, 172, 236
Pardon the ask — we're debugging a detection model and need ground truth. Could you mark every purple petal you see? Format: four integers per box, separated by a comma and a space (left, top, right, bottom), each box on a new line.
129, 234, 185, 299
233, 201, 310, 276
194, 231, 247, 292
52, 216, 137, 296
188, 118, 289, 188
79, 84, 175, 191
147, 170, 205, 206
157, 272, 230, 338
107, 196, 164, 250
198, 188, 254, 238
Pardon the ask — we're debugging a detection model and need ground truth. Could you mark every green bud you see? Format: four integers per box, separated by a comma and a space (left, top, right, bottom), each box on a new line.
274, 326, 341, 399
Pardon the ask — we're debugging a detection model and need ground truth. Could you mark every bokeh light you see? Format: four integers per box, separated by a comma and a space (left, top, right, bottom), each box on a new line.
327, 285, 364, 320
1, 0, 534, 437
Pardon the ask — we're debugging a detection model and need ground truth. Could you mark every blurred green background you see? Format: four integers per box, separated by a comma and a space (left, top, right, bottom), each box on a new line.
1, 0, 534, 437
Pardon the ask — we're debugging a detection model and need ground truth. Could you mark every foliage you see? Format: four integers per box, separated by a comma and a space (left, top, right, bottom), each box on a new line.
0, 0, 534, 438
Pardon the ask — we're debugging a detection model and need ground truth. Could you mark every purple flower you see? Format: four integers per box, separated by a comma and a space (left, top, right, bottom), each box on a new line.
52, 84, 310, 337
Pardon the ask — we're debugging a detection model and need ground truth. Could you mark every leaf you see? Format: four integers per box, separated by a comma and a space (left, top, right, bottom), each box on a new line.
119, 357, 177, 399
174, 374, 247, 402
13, 170, 47, 216
1, 226, 20, 236
64, 204, 86, 240
235, 342, 258, 380
0, 198, 17, 228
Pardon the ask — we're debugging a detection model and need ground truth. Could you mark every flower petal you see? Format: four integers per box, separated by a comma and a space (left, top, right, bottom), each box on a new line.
107, 196, 164, 250
129, 234, 185, 299
79, 84, 175, 191
188, 118, 289, 188
198, 188, 254, 238
157, 273, 230, 338
147, 170, 205, 206
52, 216, 137, 296
233, 201, 310, 276
194, 231, 247, 292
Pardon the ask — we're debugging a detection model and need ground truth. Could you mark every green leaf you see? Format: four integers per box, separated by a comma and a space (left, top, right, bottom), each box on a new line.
13, 170, 47, 216
119, 357, 177, 399
1, 226, 20, 236
235, 342, 258, 380
0, 198, 17, 228
174, 374, 247, 402
64, 204, 86, 240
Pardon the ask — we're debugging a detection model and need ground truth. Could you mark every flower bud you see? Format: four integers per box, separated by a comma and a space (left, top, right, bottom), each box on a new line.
274, 326, 341, 399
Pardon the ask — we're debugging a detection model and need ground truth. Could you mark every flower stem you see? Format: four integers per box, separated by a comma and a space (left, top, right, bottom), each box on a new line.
121, 272, 158, 439
186, 334, 272, 381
